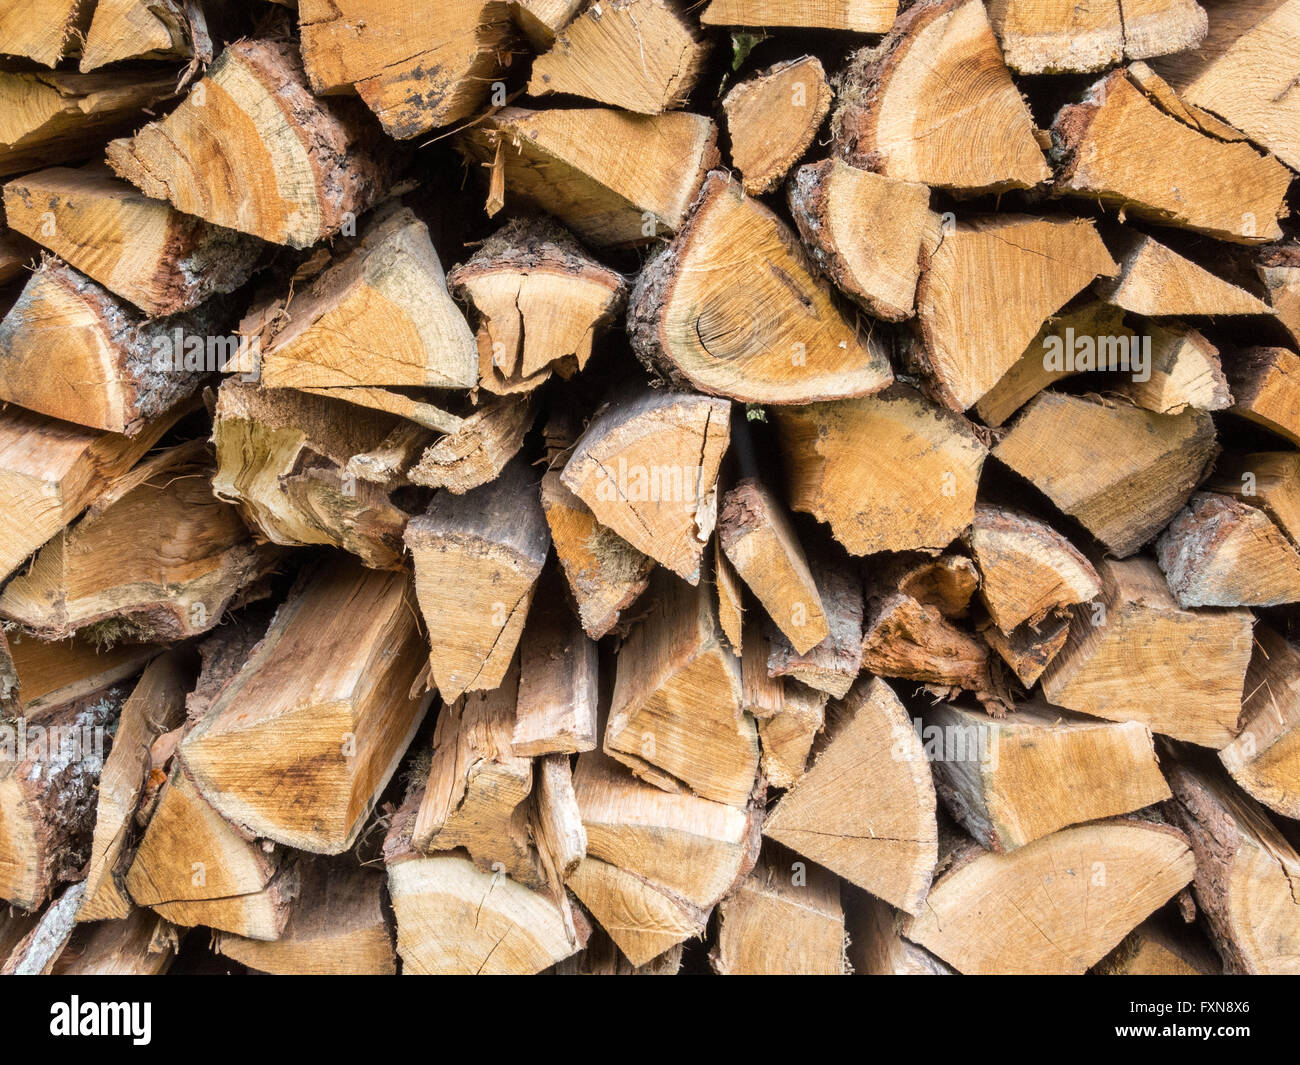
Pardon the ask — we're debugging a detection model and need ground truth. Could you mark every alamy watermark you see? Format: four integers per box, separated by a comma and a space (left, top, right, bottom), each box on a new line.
1042, 327, 1151, 383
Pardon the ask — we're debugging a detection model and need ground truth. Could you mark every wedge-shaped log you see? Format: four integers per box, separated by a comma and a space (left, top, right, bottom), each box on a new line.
3, 165, 261, 317
568, 748, 756, 964
723, 57, 831, 195
250, 205, 476, 390
405, 460, 550, 701
514, 582, 599, 756
80, 0, 214, 71
763, 554, 863, 699
299, 0, 514, 138
212, 380, 409, 569
0, 687, 124, 910
700, 0, 896, 31
1152, 0, 1300, 170
833, 0, 1050, 194
967, 504, 1101, 634
562, 389, 729, 584
756, 681, 828, 789
0, 0, 92, 66
0, 260, 223, 435
107, 39, 394, 248
79, 655, 189, 923
0, 404, 182, 583
772, 385, 986, 555
1221, 625, 1300, 820
710, 843, 845, 975
528, 0, 709, 114
181, 556, 430, 853
1164, 748, 1300, 974
764, 677, 938, 914
993, 393, 1218, 557
1208, 451, 1300, 546
0, 456, 279, 642
407, 393, 535, 495
905, 820, 1194, 974
1095, 916, 1221, 975
925, 702, 1170, 851
987, 0, 1207, 73
1096, 231, 1272, 317
214, 859, 394, 975
1157, 492, 1300, 607
788, 160, 939, 322
1052, 67, 1292, 243
628, 171, 894, 404
913, 215, 1118, 411
0, 627, 156, 723
605, 574, 758, 806
412, 660, 541, 888
0, 68, 177, 178
125, 764, 293, 940
448, 218, 626, 393
459, 108, 718, 246
1041, 556, 1253, 747
1227, 346, 1300, 446
1116, 321, 1232, 416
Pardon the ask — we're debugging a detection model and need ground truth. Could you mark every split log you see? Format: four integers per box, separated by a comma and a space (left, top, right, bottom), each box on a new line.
407, 393, 535, 495
0, 453, 280, 642
756, 681, 827, 788
604, 573, 759, 806
0, 68, 178, 177
912, 215, 1118, 411
1116, 321, 1232, 416
710, 843, 845, 975
211, 380, 410, 569
788, 159, 938, 322
1095, 230, 1272, 316
459, 108, 718, 246
0, 0, 92, 65
3, 165, 262, 317
0, 259, 224, 435
1, 882, 85, 975
540, 468, 653, 640
992, 393, 1218, 557
967, 504, 1101, 634
763, 555, 863, 699
987, 0, 1207, 73
905, 820, 1194, 974
1051, 67, 1292, 243
0, 688, 123, 910
1257, 242, 1300, 344
1163, 748, 1300, 974
714, 544, 744, 651
181, 556, 431, 852
1227, 345, 1300, 446
772, 385, 987, 555
0, 403, 183, 583
833, 0, 1050, 194
107, 39, 395, 248
722, 57, 831, 195
568, 747, 756, 964
701, 0, 895, 30
1220, 624, 1300, 819
1208, 451, 1300, 546
533, 752, 587, 883
627, 171, 894, 404
1094, 915, 1221, 975
924, 701, 1170, 851
405, 461, 549, 702
214, 860, 395, 975
298, 0, 516, 138
52, 909, 177, 975
527, 0, 709, 114
411, 660, 541, 887
973, 301, 1131, 427
79, 654, 190, 923
81, 0, 214, 71
249, 205, 477, 390
982, 615, 1072, 687
514, 0, 584, 46
0, 628, 156, 723
1156, 492, 1300, 607
514, 582, 599, 756
718, 477, 827, 654
763, 676, 938, 914
561, 388, 729, 584
1040, 556, 1254, 747
448, 217, 626, 392
1152, 0, 1300, 170
843, 890, 954, 975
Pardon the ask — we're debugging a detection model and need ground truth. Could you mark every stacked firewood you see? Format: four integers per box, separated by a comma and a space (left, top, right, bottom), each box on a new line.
0, 0, 1298, 976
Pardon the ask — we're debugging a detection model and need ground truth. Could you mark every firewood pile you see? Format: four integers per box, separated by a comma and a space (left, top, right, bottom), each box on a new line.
0, 0, 1298, 977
